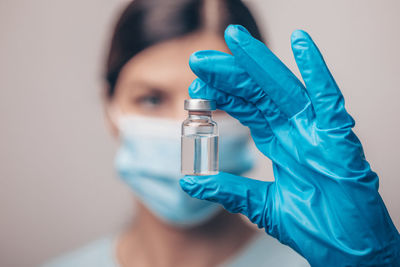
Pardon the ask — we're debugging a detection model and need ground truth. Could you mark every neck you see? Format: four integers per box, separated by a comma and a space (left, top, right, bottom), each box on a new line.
116, 201, 257, 267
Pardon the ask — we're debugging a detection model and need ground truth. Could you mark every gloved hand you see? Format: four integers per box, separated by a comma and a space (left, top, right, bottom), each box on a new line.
180, 25, 400, 266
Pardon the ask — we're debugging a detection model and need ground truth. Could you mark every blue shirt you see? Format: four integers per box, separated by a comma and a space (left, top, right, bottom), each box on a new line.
43, 233, 309, 267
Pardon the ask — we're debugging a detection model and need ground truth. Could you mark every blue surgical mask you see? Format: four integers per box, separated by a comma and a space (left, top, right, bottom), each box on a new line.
113, 114, 254, 227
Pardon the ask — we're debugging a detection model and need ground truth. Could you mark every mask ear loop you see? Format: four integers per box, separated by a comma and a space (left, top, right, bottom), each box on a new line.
104, 103, 126, 141
106, 104, 123, 126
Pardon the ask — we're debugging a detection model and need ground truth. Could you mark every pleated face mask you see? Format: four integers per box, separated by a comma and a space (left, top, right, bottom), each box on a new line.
112, 113, 254, 227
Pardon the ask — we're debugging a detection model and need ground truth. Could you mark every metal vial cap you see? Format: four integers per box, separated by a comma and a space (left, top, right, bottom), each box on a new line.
184, 99, 216, 111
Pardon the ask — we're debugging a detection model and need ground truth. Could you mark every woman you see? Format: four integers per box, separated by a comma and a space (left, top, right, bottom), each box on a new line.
44, 0, 308, 266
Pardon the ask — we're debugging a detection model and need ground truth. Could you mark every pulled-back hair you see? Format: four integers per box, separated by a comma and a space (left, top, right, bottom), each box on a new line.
104, 0, 263, 98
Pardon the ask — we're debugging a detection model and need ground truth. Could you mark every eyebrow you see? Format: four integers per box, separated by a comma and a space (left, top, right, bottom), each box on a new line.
124, 79, 182, 94
125, 80, 167, 91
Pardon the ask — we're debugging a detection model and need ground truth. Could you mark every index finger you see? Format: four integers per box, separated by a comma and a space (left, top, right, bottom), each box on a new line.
225, 25, 310, 118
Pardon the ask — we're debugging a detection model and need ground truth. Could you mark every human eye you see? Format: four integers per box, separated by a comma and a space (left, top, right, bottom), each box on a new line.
133, 90, 166, 110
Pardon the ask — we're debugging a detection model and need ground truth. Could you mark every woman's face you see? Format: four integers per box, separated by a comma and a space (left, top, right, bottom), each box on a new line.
110, 32, 230, 123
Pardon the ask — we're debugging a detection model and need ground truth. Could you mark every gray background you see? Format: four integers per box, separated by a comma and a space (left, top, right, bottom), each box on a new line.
1, 0, 399, 266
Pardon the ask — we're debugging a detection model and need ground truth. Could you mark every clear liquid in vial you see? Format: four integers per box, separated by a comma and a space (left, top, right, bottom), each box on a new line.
181, 134, 218, 175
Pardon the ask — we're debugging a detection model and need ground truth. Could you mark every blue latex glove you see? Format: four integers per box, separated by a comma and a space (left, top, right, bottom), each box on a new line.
180, 25, 400, 266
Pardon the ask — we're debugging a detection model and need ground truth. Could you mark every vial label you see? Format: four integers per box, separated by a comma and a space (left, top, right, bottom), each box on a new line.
181, 134, 218, 175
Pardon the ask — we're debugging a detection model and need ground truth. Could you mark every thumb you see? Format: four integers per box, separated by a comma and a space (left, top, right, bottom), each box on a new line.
180, 172, 273, 228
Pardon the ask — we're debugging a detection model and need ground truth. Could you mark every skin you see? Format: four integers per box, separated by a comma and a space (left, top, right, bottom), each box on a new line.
106, 32, 257, 267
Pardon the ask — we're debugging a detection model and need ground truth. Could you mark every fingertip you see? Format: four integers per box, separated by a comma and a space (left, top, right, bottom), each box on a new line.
290, 29, 312, 47
180, 176, 195, 191
182, 175, 196, 184
291, 29, 309, 39
224, 25, 238, 39
226, 24, 250, 34
179, 178, 187, 190
189, 50, 231, 75
189, 52, 204, 75
188, 78, 206, 99
189, 50, 208, 63
224, 24, 251, 45
290, 31, 312, 60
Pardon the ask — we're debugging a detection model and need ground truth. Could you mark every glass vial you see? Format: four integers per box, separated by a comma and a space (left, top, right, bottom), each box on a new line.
181, 99, 219, 175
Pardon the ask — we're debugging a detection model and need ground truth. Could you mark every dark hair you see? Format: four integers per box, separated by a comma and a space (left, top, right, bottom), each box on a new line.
104, 0, 263, 98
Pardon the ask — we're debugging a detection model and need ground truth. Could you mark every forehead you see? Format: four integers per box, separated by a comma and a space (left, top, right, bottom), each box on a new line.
118, 32, 230, 86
